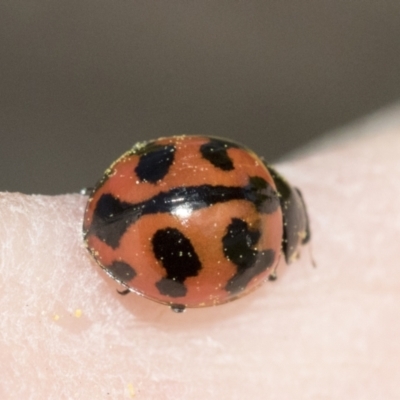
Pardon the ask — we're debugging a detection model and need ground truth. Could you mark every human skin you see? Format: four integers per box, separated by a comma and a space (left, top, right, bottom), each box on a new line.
1, 107, 400, 399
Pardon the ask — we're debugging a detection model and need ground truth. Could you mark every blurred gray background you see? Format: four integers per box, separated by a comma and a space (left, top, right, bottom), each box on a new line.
1, 1, 399, 194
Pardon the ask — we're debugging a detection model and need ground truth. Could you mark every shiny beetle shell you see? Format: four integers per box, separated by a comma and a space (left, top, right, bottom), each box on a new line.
83, 135, 310, 310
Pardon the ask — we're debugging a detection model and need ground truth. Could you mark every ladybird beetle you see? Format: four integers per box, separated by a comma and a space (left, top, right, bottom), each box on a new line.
83, 135, 310, 312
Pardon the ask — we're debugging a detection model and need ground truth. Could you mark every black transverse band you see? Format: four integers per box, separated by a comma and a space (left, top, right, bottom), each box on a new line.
88, 177, 279, 248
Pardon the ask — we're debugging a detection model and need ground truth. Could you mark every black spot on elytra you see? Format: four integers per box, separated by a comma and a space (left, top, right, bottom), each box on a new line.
86, 194, 136, 248
200, 138, 239, 171
107, 261, 136, 283
152, 228, 201, 298
223, 218, 275, 294
88, 177, 279, 248
246, 176, 280, 213
135, 144, 175, 183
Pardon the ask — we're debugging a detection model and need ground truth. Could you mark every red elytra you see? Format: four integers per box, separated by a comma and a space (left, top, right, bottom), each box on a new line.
83, 135, 309, 311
